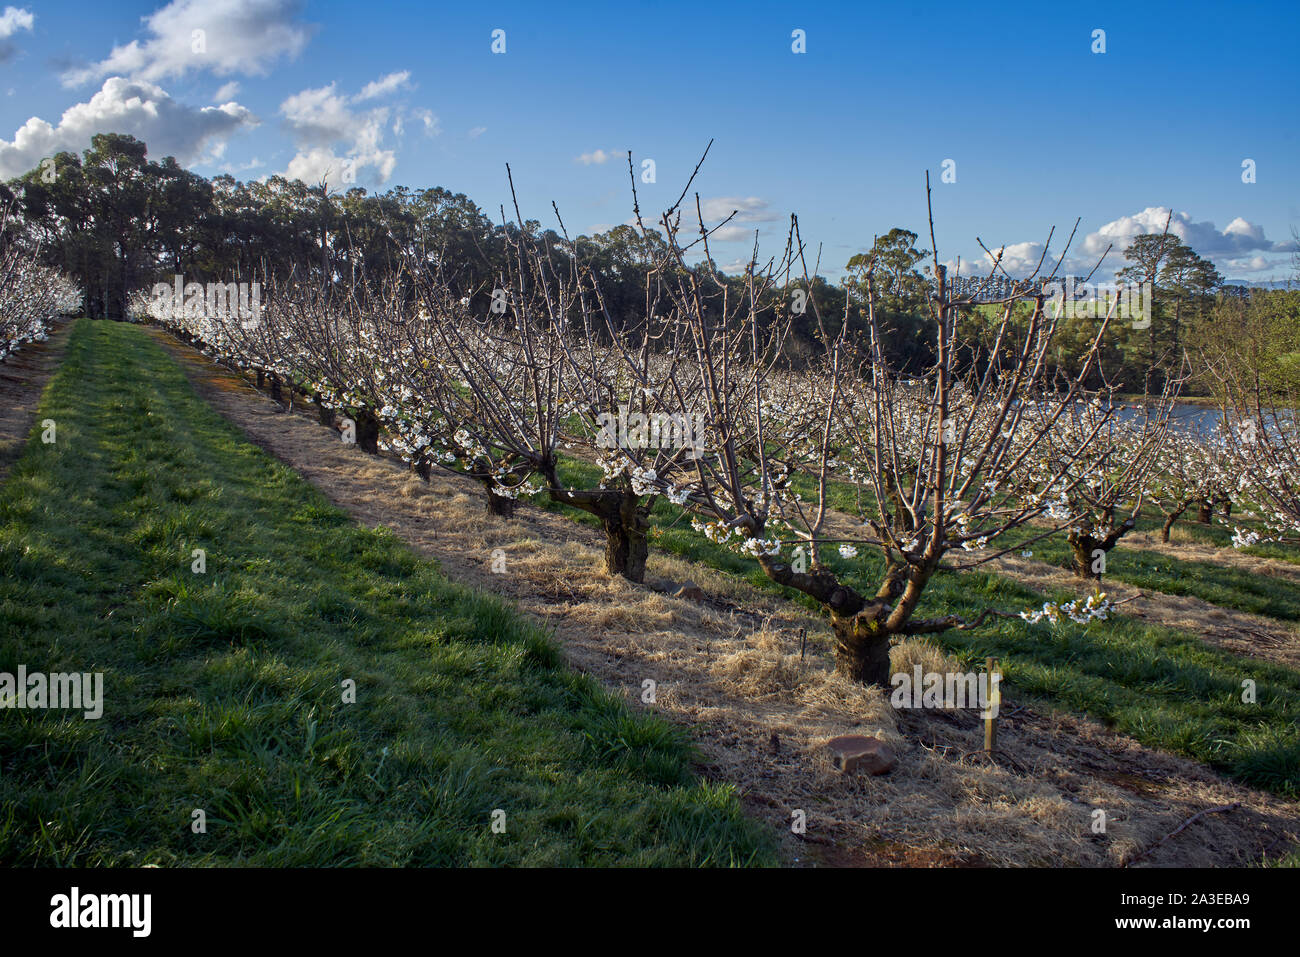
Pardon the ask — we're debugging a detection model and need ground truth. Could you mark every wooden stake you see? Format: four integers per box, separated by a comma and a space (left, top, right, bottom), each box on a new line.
984, 656, 999, 754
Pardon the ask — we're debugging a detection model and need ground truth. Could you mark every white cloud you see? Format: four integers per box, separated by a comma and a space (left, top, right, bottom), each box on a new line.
468, 126, 486, 139
1082, 207, 1298, 260
1219, 253, 1297, 278
62, 0, 313, 86
0, 76, 257, 178
974, 240, 1048, 275
278, 73, 418, 188
699, 196, 776, 223
576, 149, 626, 165
280, 83, 359, 146
213, 81, 240, 103
412, 108, 439, 136
284, 146, 395, 189
717, 257, 755, 274
355, 71, 411, 102
0, 6, 32, 36
709, 225, 755, 243
1225, 255, 1273, 273
0, 5, 33, 62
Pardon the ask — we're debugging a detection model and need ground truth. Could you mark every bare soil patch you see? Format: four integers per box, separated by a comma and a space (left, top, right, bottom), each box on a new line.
0, 320, 73, 481
149, 326, 1300, 868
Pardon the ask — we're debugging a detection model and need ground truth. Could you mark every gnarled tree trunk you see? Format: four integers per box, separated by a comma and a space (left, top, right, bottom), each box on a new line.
1160, 503, 1189, 543
1068, 533, 1104, 580
1068, 516, 1136, 579
830, 605, 893, 686
469, 458, 530, 518
543, 465, 650, 582
757, 553, 914, 687
312, 392, 334, 426
601, 512, 649, 581
354, 410, 379, 454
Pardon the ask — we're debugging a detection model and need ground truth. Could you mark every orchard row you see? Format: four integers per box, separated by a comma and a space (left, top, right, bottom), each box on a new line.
119, 181, 1300, 685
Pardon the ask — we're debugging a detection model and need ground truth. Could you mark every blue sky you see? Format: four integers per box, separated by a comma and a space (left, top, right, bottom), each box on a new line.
0, 0, 1296, 280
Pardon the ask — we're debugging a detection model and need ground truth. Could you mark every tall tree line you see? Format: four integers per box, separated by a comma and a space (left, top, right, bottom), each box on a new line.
4, 132, 1256, 390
